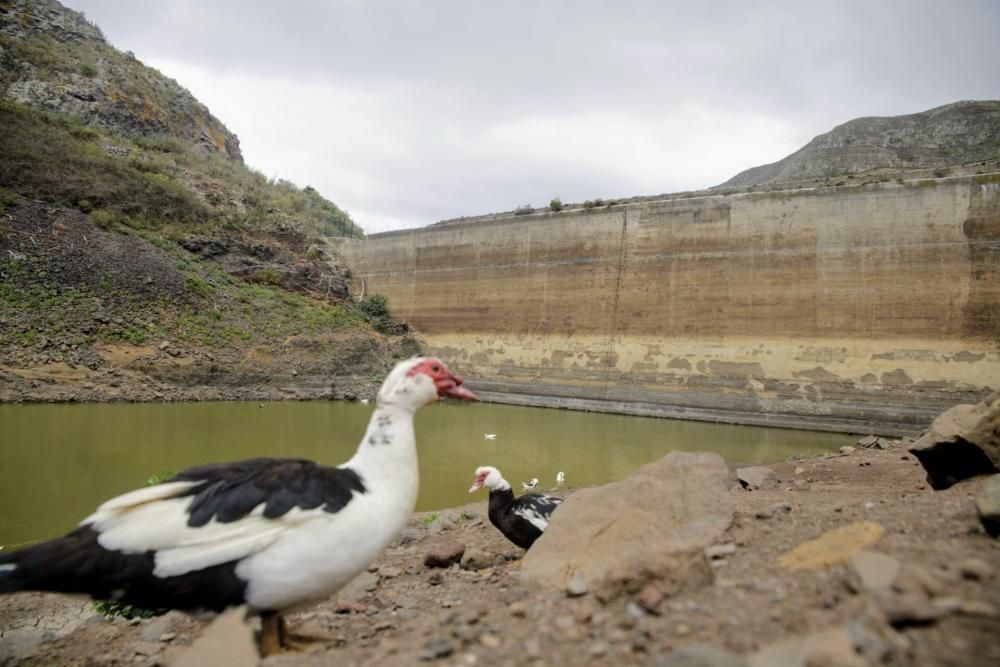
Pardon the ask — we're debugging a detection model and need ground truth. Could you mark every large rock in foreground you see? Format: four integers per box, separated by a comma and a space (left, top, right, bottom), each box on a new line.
909, 392, 1000, 489
520, 451, 732, 601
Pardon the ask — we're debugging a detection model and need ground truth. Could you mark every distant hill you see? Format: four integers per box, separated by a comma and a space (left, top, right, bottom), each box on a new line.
717, 100, 1000, 189
0, 0, 416, 405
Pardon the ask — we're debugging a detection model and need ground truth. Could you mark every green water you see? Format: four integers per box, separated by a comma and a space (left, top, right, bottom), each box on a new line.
0, 401, 855, 549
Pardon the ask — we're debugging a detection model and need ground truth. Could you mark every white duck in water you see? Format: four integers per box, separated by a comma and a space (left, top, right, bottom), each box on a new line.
522, 477, 539, 491
484, 433, 497, 440
0, 357, 476, 655
469, 467, 563, 549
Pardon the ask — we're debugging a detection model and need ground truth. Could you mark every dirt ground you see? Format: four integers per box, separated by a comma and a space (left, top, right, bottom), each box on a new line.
2, 440, 998, 666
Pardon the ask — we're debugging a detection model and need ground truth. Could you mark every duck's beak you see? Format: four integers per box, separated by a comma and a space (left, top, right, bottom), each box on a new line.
436, 373, 478, 401
468, 480, 483, 493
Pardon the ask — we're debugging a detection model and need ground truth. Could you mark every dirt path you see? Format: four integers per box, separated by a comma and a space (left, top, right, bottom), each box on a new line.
2, 441, 998, 666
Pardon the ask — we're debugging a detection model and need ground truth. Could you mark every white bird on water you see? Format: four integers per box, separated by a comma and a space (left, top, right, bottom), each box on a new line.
556, 471, 565, 485
484, 433, 497, 440
522, 478, 539, 491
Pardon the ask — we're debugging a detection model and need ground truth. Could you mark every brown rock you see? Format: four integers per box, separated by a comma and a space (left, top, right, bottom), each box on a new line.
846, 550, 901, 595
520, 452, 732, 601
424, 541, 466, 568
736, 466, 779, 491
460, 548, 492, 571
169, 607, 256, 667
634, 584, 665, 614
909, 392, 1000, 489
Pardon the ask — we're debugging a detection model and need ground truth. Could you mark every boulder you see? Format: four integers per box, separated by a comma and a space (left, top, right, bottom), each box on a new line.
736, 466, 779, 491
520, 451, 732, 601
909, 392, 1000, 489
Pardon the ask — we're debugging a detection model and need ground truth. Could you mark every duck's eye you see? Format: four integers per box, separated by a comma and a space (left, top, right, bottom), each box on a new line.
431, 364, 441, 372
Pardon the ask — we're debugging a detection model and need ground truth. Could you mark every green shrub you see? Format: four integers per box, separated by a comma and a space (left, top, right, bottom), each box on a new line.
89, 209, 116, 230
514, 204, 533, 216
0, 187, 15, 208
360, 294, 389, 318
79, 63, 97, 77
255, 267, 283, 286
549, 198, 563, 212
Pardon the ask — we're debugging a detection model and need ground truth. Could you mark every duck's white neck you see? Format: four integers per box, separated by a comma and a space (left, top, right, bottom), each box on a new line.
488, 476, 511, 492
344, 405, 420, 510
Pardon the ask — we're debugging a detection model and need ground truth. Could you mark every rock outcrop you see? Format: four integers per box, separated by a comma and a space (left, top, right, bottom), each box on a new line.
909, 391, 1000, 489
519, 451, 732, 601
0, 0, 242, 159
717, 100, 1000, 189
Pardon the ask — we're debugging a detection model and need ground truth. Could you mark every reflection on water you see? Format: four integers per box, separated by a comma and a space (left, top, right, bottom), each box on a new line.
0, 401, 855, 548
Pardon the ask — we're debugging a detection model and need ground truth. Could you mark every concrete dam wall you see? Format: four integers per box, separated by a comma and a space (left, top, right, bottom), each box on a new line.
339, 175, 1000, 435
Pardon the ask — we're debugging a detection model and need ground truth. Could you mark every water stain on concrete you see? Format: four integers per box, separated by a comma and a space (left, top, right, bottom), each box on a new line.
880, 368, 914, 385
794, 367, 842, 382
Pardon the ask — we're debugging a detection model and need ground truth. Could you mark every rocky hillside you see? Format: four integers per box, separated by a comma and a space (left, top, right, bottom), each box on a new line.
0, 0, 241, 159
718, 100, 1000, 189
0, 0, 415, 404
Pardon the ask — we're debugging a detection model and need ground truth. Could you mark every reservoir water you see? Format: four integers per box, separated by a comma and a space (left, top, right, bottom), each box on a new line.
0, 401, 856, 549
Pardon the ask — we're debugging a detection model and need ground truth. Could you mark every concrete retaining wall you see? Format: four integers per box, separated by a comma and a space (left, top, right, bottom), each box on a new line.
338, 175, 1000, 435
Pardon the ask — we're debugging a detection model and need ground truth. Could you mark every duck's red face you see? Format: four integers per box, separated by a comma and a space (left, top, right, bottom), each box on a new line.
407, 358, 477, 401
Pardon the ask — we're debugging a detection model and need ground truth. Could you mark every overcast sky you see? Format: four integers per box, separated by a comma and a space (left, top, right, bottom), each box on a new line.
64, 1, 1000, 234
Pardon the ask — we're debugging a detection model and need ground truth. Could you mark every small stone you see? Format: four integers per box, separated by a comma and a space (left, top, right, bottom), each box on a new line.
420, 638, 456, 661
840, 446, 856, 455
706, 543, 738, 560
893, 564, 946, 597
139, 611, 183, 642
425, 541, 465, 568
566, 572, 589, 597
588, 641, 610, 657
573, 601, 595, 624
634, 584, 664, 614
335, 601, 368, 614
958, 557, 994, 581
675, 623, 691, 636
794, 466, 805, 475
877, 592, 949, 626
509, 601, 528, 618
554, 615, 576, 633
380, 566, 403, 579
625, 601, 647, 622
479, 633, 501, 649
847, 550, 901, 595
975, 475, 1000, 537
960, 599, 999, 616
460, 548, 492, 571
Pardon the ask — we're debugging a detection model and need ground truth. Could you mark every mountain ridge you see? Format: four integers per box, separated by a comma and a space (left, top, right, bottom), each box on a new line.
717, 100, 1000, 189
